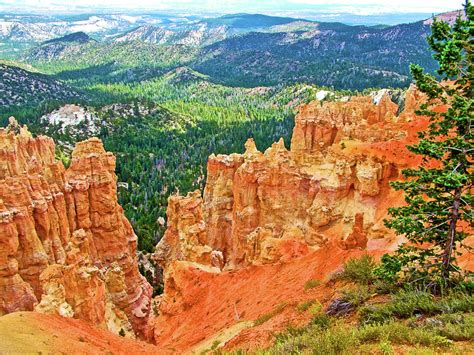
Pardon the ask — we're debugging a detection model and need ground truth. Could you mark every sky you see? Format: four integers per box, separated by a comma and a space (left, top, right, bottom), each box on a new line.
0, 0, 463, 15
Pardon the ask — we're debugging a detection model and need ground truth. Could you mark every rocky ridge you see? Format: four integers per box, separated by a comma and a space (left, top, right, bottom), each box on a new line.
0, 118, 153, 339
154, 86, 425, 273
0, 63, 81, 107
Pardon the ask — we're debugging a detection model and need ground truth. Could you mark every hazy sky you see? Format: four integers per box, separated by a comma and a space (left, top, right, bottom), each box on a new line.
0, 0, 462, 14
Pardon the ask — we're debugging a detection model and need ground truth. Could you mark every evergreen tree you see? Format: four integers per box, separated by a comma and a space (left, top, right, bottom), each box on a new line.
380, 1, 473, 290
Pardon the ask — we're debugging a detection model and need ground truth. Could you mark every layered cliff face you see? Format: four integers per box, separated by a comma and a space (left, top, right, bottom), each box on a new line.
155, 87, 427, 275
0, 119, 153, 339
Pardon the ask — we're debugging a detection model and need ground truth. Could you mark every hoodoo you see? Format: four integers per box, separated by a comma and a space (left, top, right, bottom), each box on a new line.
154, 87, 426, 274
148, 87, 474, 351
0, 119, 153, 339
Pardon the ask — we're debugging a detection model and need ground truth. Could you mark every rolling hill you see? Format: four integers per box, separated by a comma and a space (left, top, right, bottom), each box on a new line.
0, 63, 81, 107
194, 20, 435, 89
27, 32, 96, 62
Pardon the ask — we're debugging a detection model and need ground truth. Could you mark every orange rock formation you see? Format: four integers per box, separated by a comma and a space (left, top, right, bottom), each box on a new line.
155, 88, 426, 276
150, 87, 446, 349
3, 86, 471, 353
0, 119, 153, 339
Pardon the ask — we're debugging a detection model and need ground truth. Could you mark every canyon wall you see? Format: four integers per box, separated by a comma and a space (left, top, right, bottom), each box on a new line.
155, 86, 427, 274
0, 119, 153, 340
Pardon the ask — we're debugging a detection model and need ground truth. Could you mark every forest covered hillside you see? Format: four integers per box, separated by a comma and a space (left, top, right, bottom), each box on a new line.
22, 15, 438, 90
0, 62, 81, 107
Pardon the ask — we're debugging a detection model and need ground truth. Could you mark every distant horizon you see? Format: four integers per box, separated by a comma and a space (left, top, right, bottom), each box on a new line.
0, 6, 463, 27
0, 0, 462, 16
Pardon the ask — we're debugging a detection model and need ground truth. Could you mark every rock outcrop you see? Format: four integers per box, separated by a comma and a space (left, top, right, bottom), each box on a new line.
154, 191, 214, 270
150, 88, 434, 349
155, 90, 427, 274
341, 213, 367, 250
0, 119, 153, 340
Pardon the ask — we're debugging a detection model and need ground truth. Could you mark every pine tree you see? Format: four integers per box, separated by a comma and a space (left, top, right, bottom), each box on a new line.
380, 1, 473, 290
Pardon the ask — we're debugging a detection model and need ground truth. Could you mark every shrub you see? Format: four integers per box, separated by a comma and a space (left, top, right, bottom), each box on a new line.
341, 254, 377, 285
360, 289, 474, 325
316, 324, 359, 354
210, 340, 220, 350
454, 276, 474, 294
266, 319, 456, 354
304, 279, 321, 290
311, 313, 332, 328
276, 323, 357, 354
359, 304, 393, 325
378, 340, 394, 355
254, 302, 287, 326
341, 286, 372, 306
296, 299, 319, 312
358, 322, 453, 348
275, 325, 308, 341
373, 253, 402, 283
424, 313, 474, 342
308, 302, 323, 315
389, 290, 438, 317
373, 278, 399, 295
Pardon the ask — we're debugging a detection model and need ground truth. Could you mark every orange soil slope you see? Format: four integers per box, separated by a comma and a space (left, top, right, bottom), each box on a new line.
0, 312, 162, 354
154, 243, 386, 352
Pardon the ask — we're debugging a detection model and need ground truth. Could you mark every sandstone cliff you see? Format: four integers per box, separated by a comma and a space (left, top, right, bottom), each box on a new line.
155, 89, 427, 276
0, 119, 153, 339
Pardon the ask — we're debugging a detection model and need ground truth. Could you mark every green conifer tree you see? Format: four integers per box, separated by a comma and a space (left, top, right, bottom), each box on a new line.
380, 1, 473, 290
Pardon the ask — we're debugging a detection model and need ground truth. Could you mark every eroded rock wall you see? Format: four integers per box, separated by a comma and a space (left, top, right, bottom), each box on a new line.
0, 120, 153, 340
155, 90, 426, 273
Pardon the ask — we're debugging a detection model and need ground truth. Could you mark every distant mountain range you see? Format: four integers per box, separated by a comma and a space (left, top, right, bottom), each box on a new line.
3, 11, 464, 90
108, 14, 394, 47
0, 13, 194, 57
193, 19, 435, 88
0, 13, 183, 42
111, 14, 320, 46
21, 12, 454, 90
114, 24, 229, 47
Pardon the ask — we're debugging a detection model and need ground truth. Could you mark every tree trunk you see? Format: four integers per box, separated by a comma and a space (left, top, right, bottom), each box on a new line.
442, 187, 462, 278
